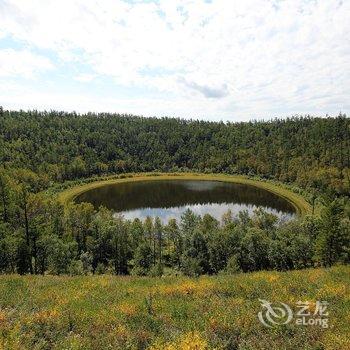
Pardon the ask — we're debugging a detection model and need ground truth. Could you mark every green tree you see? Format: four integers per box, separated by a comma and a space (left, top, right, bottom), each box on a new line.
314, 200, 348, 266
240, 227, 270, 272
110, 216, 129, 275
181, 229, 210, 276
132, 242, 153, 276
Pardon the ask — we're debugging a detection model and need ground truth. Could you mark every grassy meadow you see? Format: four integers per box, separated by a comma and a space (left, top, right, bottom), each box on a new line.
0, 266, 349, 350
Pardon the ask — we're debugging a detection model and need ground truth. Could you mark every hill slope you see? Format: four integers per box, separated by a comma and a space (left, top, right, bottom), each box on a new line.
1, 110, 349, 194
0, 266, 349, 349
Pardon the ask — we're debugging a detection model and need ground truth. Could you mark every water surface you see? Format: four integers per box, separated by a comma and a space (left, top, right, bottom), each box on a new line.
75, 179, 296, 221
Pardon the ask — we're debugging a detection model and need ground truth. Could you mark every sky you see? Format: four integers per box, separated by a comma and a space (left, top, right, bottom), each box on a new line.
0, 0, 349, 121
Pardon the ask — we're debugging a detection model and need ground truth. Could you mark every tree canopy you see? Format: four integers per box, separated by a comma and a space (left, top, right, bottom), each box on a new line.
0, 109, 349, 276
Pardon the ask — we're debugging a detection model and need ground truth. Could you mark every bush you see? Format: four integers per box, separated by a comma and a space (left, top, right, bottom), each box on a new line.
68, 260, 84, 276
149, 263, 164, 277
95, 263, 106, 275
225, 255, 241, 274
181, 256, 203, 277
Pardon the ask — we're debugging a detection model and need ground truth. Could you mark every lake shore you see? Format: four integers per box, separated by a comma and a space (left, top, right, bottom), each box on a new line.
57, 172, 312, 216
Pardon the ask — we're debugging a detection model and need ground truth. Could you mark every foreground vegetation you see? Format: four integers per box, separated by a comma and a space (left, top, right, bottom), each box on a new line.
0, 266, 349, 349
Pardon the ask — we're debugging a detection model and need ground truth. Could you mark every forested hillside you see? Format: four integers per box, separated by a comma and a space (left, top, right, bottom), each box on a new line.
1, 108, 349, 194
0, 109, 349, 276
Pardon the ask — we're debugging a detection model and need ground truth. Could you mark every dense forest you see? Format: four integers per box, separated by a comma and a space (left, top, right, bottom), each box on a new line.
1, 108, 349, 194
0, 108, 349, 276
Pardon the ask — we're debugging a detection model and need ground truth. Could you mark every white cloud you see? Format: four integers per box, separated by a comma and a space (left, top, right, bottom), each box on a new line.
179, 77, 229, 98
0, 48, 53, 78
74, 73, 96, 83
0, 0, 349, 119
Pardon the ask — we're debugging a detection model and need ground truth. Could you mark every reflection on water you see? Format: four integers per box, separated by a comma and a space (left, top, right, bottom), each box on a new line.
75, 180, 296, 221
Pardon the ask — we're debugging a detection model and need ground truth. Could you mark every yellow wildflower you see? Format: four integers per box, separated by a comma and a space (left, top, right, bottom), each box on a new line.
119, 302, 137, 316
149, 331, 208, 350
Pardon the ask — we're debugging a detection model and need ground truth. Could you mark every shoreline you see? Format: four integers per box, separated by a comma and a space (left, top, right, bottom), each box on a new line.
57, 172, 312, 216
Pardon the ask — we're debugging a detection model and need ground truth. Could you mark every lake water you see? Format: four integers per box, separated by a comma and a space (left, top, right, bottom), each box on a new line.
75, 179, 296, 222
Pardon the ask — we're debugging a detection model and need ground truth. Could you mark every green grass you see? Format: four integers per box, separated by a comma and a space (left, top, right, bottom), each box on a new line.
57, 172, 312, 216
0, 266, 349, 349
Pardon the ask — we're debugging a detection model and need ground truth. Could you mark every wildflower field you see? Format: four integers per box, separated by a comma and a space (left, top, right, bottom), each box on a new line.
0, 266, 349, 350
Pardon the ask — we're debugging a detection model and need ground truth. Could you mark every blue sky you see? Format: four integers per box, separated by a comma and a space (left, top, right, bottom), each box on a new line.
0, 0, 349, 121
